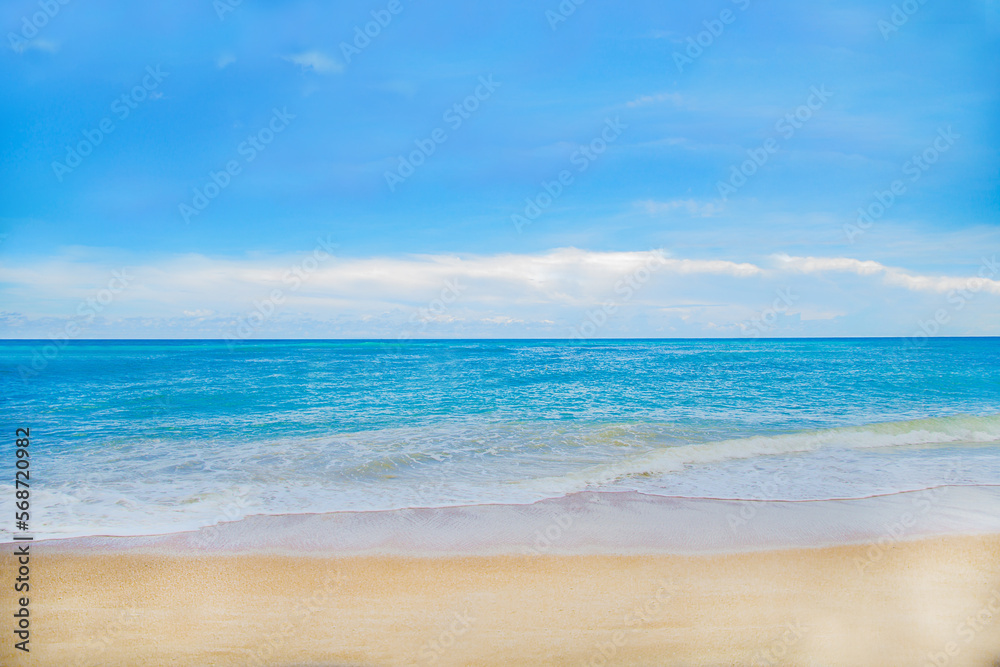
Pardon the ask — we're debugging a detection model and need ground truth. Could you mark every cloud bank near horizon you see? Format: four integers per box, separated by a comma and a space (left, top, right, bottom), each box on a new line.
2, 247, 997, 340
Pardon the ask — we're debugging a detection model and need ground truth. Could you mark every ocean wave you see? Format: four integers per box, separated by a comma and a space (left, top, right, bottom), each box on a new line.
518, 414, 1000, 493
10, 414, 1000, 539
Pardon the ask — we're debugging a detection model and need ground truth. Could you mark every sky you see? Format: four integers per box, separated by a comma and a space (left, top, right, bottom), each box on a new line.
0, 0, 998, 339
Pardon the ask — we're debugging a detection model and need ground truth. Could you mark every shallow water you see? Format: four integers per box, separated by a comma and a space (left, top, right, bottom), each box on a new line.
3, 338, 999, 539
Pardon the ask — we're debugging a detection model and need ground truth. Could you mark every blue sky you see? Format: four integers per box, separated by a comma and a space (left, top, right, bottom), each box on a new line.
1, 0, 998, 338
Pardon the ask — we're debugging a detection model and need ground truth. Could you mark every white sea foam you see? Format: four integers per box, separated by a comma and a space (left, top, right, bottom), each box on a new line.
3, 414, 998, 540
517, 414, 1000, 496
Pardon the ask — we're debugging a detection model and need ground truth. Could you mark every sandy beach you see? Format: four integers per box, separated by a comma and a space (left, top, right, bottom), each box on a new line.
4, 489, 1000, 666
2, 536, 999, 666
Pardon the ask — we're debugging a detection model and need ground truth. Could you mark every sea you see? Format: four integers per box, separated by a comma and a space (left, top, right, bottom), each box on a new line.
2, 338, 1000, 540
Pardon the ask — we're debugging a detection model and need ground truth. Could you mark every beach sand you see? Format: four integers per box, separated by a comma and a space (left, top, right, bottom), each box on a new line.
3, 533, 1000, 666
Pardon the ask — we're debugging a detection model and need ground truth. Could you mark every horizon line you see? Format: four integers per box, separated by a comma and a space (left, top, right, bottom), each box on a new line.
1, 336, 998, 342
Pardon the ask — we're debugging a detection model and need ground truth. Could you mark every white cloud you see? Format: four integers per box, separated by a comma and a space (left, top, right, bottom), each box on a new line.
625, 92, 685, 108
798, 310, 847, 321
639, 199, 722, 218
773, 254, 885, 275
773, 254, 1000, 295
13, 39, 58, 54
281, 50, 343, 75
1, 248, 998, 338
0, 247, 758, 315
374, 80, 419, 97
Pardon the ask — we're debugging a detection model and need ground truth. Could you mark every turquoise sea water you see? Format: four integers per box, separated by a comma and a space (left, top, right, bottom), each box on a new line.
2, 338, 1000, 538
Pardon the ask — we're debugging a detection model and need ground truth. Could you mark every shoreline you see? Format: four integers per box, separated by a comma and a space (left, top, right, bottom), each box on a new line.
25, 485, 1000, 556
